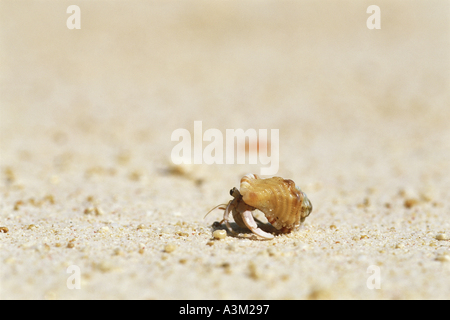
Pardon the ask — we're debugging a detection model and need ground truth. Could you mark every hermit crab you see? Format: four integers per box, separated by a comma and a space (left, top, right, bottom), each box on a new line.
206, 174, 313, 239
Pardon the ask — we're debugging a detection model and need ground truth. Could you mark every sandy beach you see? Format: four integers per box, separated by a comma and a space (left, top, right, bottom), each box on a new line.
1, 0, 449, 299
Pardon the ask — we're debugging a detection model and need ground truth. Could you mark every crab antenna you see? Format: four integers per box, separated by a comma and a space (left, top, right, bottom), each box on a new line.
204, 203, 227, 219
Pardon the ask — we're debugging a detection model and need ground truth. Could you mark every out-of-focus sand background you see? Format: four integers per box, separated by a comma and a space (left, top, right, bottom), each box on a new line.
1, 0, 449, 299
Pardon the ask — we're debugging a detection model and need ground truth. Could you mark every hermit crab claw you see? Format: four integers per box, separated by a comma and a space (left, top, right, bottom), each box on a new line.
241, 210, 274, 240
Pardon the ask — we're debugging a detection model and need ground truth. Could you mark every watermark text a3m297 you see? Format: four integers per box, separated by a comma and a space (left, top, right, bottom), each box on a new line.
171, 121, 279, 175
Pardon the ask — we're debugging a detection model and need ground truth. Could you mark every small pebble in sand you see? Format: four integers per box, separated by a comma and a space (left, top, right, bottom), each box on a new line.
43, 194, 55, 204
14, 200, 24, 211
436, 234, 448, 241
128, 170, 142, 181
220, 262, 232, 274
96, 261, 113, 272
0, 227, 8, 233
99, 226, 109, 233
27, 224, 37, 230
137, 224, 146, 230
4, 167, 15, 183
404, 198, 418, 209
113, 248, 124, 256
248, 261, 261, 280
138, 243, 145, 254
267, 247, 277, 257
116, 150, 131, 165
435, 253, 450, 262
164, 243, 177, 253
67, 242, 75, 249
84, 207, 94, 214
84, 207, 104, 216
166, 161, 195, 177
213, 230, 227, 240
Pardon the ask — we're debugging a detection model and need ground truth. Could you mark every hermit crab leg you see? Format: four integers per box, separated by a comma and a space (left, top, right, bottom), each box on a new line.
204, 200, 237, 235
241, 210, 274, 240
222, 200, 236, 235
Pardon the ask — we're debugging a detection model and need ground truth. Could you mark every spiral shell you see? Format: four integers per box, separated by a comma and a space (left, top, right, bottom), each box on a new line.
239, 174, 312, 233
